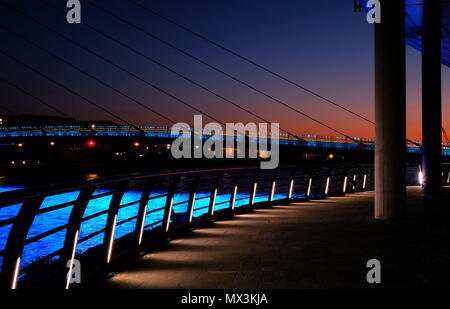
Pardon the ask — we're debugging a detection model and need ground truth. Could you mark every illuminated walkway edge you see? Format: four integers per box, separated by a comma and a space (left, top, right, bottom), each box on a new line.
103, 187, 450, 289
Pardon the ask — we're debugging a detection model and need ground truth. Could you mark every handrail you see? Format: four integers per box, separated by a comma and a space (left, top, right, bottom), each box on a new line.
0, 163, 393, 289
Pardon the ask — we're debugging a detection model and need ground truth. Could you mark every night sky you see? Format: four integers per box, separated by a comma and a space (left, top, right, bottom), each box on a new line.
0, 0, 449, 140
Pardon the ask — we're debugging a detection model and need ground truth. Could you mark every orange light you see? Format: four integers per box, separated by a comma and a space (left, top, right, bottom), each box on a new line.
328, 154, 334, 159
49, 141, 56, 146
133, 142, 140, 147
86, 174, 99, 181
87, 140, 96, 148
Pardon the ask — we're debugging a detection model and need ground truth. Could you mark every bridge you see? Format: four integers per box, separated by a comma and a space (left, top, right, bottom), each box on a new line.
1, 125, 450, 155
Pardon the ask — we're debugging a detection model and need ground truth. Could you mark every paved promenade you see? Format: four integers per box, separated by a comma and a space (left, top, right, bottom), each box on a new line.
104, 187, 450, 289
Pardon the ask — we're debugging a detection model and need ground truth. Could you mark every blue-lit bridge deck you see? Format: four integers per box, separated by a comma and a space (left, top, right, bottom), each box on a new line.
2, 125, 450, 154
104, 187, 450, 289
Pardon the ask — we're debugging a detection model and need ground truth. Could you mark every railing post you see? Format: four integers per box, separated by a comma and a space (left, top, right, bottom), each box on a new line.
0, 197, 44, 289
208, 172, 221, 218
62, 186, 96, 289
103, 181, 129, 265
229, 171, 241, 212
162, 175, 181, 233
306, 171, 313, 200
135, 178, 155, 246
287, 168, 296, 201
249, 169, 260, 206
362, 166, 368, 191
324, 167, 332, 196
342, 166, 349, 195
269, 169, 278, 204
186, 173, 201, 224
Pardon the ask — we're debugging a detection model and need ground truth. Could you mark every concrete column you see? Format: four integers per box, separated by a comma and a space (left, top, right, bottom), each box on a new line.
422, 0, 442, 196
375, 0, 406, 219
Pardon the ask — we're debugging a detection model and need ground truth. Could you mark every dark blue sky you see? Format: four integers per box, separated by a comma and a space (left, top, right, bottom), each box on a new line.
0, 0, 448, 139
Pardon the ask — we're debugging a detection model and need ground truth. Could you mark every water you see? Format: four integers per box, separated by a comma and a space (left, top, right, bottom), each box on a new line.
0, 184, 286, 272
0, 186, 23, 193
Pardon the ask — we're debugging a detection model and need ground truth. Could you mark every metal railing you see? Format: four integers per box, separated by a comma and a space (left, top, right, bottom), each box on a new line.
0, 163, 377, 289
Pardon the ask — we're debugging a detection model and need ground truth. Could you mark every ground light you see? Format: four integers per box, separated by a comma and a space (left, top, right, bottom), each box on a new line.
188, 195, 196, 223
250, 183, 258, 205
210, 189, 217, 215
138, 205, 148, 245
325, 177, 330, 195
106, 215, 117, 263
343, 176, 348, 193
65, 230, 79, 289
87, 140, 96, 148
165, 198, 174, 232
269, 181, 276, 202
11, 257, 21, 289
288, 179, 294, 199
307, 178, 313, 197
230, 185, 238, 210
